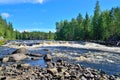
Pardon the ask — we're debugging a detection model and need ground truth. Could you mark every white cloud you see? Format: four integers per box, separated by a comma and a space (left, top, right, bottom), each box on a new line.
1, 13, 10, 18
0, 0, 45, 4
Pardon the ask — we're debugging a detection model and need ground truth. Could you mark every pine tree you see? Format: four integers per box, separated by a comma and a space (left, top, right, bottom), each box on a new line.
92, 1, 101, 40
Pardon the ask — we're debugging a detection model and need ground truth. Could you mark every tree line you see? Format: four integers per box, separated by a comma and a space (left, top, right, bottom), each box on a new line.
0, 16, 54, 40
16, 31, 54, 40
55, 1, 120, 41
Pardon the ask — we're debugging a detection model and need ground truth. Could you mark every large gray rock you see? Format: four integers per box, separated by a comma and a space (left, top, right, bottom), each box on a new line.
9, 53, 27, 61
44, 54, 52, 62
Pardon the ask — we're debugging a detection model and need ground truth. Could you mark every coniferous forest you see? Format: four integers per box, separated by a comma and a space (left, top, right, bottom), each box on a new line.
55, 1, 120, 41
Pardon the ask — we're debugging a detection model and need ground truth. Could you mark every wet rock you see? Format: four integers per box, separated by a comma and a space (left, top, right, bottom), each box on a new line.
44, 54, 52, 62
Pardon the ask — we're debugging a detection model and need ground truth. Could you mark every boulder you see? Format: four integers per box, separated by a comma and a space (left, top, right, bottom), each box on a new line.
12, 48, 28, 54
9, 53, 27, 61
44, 54, 52, 62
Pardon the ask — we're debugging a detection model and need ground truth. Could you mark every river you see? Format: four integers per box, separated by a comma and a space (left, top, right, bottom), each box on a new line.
1, 40, 120, 76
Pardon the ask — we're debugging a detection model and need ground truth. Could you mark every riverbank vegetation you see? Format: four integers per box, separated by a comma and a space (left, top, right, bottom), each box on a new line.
55, 1, 120, 41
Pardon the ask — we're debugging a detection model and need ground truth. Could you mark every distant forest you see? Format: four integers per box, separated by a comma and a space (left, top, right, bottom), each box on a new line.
0, 15, 54, 40
0, 1, 120, 41
55, 1, 120, 41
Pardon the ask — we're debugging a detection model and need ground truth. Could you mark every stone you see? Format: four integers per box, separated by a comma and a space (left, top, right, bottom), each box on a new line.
44, 54, 52, 62
81, 76, 87, 80
28, 53, 42, 57
12, 48, 28, 54
57, 59, 63, 63
0, 67, 2, 70
2, 57, 9, 63
83, 73, 94, 78
0, 76, 6, 80
46, 62, 54, 68
57, 66, 67, 73
76, 64, 83, 71
20, 63, 30, 68
64, 72, 70, 77
47, 68, 58, 76
31, 57, 40, 60
9, 53, 27, 61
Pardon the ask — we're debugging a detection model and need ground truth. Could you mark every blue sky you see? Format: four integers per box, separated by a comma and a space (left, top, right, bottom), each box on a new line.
0, 0, 120, 32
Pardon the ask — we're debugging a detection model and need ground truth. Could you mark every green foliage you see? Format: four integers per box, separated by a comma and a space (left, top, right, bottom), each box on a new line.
55, 1, 120, 41
0, 16, 15, 40
19, 31, 54, 40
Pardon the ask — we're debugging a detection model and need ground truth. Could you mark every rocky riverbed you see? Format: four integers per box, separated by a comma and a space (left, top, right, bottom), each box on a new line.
0, 40, 120, 80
